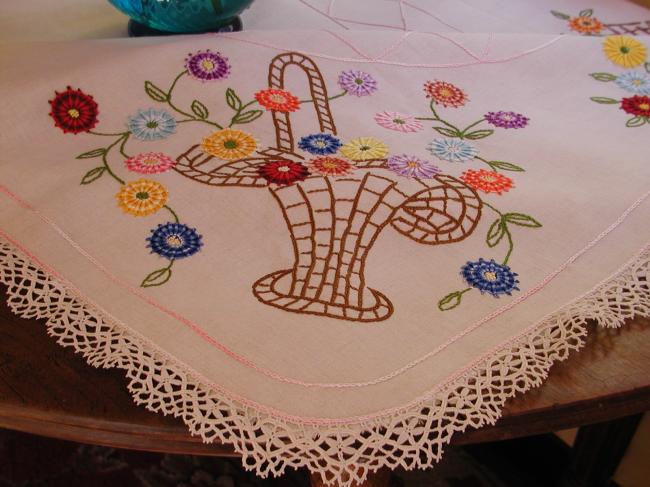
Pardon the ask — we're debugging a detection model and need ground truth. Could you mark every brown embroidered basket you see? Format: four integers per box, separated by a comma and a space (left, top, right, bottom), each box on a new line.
175, 52, 483, 322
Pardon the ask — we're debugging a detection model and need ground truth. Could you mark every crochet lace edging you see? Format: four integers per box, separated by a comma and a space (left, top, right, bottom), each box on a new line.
1, 237, 648, 486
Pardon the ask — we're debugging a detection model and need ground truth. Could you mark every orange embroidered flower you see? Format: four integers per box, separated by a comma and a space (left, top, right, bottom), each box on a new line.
308, 157, 354, 176
568, 16, 603, 34
461, 169, 513, 195
423, 80, 468, 108
116, 179, 168, 216
255, 88, 300, 112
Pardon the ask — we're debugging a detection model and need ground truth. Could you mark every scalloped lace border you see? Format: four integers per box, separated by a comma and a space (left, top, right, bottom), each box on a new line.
1, 236, 648, 486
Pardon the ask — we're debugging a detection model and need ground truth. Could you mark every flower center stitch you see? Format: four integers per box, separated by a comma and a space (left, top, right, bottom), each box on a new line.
322, 161, 338, 169
314, 140, 327, 148
483, 271, 498, 282
359, 145, 371, 151
620, 46, 630, 54
201, 59, 215, 71
639, 103, 650, 110
143, 157, 158, 165
135, 191, 150, 200
223, 139, 238, 149
633, 79, 643, 85
67, 108, 80, 119
354, 78, 364, 85
166, 234, 184, 248
393, 118, 405, 124
439, 88, 452, 98
407, 161, 420, 168
482, 175, 498, 182
146, 120, 159, 129
277, 165, 291, 173
269, 93, 287, 103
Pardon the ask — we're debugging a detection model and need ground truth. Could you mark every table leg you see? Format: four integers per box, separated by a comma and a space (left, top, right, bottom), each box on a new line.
309, 468, 390, 487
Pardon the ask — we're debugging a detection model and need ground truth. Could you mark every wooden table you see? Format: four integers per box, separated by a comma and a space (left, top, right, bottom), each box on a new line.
1, 284, 649, 486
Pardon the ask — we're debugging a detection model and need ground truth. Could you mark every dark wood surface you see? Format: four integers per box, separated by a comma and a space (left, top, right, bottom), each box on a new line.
1, 283, 649, 455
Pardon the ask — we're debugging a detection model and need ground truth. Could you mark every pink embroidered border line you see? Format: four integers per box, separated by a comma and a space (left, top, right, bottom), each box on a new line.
1, 183, 649, 394
1, 219, 648, 426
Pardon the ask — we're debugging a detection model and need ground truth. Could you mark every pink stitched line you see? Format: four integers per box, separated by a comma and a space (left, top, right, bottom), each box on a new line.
295, 0, 349, 30
214, 31, 564, 68
2, 225, 648, 426
2, 181, 648, 390
322, 29, 373, 60
373, 31, 412, 61
482, 33, 494, 59
401, 0, 463, 32
326, 0, 408, 30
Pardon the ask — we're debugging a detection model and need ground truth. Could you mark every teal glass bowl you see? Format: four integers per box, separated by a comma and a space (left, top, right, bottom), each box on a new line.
109, 0, 255, 34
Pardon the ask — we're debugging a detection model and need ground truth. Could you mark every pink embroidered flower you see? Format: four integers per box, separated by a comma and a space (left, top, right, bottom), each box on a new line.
124, 152, 177, 174
374, 111, 423, 133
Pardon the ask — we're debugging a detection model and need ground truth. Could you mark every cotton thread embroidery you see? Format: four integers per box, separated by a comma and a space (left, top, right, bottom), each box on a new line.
551, 8, 650, 36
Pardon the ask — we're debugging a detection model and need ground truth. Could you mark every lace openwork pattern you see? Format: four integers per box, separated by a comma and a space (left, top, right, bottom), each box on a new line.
1, 237, 649, 486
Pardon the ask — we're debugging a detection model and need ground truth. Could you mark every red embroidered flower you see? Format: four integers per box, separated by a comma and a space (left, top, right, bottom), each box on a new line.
423, 80, 468, 108
48, 86, 99, 134
308, 157, 354, 176
620, 95, 650, 117
461, 169, 513, 195
255, 89, 300, 112
258, 160, 310, 185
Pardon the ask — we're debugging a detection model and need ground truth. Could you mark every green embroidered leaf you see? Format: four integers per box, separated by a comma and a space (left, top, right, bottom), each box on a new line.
550, 10, 570, 20
438, 291, 464, 311
486, 218, 507, 248
141, 267, 172, 288
590, 96, 619, 104
579, 9, 593, 17
76, 148, 107, 159
232, 109, 263, 125
589, 72, 617, 82
503, 213, 542, 228
626, 116, 647, 127
144, 81, 169, 102
80, 167, 105, 185
225, 88, 242, 111
463, 129, 494, 140
191, 100, 209, 119
433, 126, 461, 138
487, 160, 525, 172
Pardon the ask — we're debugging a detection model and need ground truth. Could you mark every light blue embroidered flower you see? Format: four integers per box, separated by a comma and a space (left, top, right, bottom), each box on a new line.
427, 138, 478, 163
127, 108, 177, 141
614, 71, 650, 95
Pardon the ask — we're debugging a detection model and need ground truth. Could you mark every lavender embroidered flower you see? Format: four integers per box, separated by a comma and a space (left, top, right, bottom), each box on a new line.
185, 50, 231, 82
461, 258, 519, 297
387, 154, 440, 179
147, 223, 203, 260
484, 111, 529, 129
338, 70, 378, 97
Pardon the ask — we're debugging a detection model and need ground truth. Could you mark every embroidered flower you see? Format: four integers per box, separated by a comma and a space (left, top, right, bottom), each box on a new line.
615, 71, 650, 95
340, 137, 389, 161
568, 16, 603, 34
308, 157, 354, 177
298, 133, 342, 155
255, 88, 300, 112
388, 154, 440, 179
185, 50, 230, 81
461, 258, 519, 297
338, 70, 378, 97
116, 179, 168, 217
484, 111, 529, 129
461, 169, 513, 195
48, 86, 99, 134
374, 111, 423, 133
620, 95, 650, 117
127, 108, 176, 141
125, 152, 177, 174
423, 80, 468, 108
258, 160, 310, 185
427, 138, 478, 163
603, 36, 647, 68
201, 129, 257, 160
147, 222, 203, 260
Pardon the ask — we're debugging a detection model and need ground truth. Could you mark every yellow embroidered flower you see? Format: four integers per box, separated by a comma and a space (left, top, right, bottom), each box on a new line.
340, 137, 389, 161
602, 36, 647, 68
201, 128, 257, 160
116, 179, 168, 217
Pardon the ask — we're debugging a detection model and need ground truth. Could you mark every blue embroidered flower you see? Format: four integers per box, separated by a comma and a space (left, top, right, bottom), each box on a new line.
127, 108, 177, 141
298, 133, 342, 155
147, 223, 203, 260
460, 258, 519, 297
614, 71, 650, 95
427, 138, 478, 163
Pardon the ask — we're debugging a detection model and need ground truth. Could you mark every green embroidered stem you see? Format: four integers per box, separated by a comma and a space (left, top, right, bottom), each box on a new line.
473, 155, 525, 173
101, 134, 129, 184
118, 133, 131, 159
163, 204, 180, 223
227, 95, 263, 128
438, 287, 472, 311
88, 130, 129, 137
141, 260, 175, 288
417, 102, 462, 137
299, 90, 347, 104
459, 118, 486, 136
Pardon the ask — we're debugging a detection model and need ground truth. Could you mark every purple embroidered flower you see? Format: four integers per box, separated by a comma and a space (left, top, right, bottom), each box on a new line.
338, 70, 378, 97
387, 154, 440, 179
484, 111, 529, 129
185, 50, 231, 82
